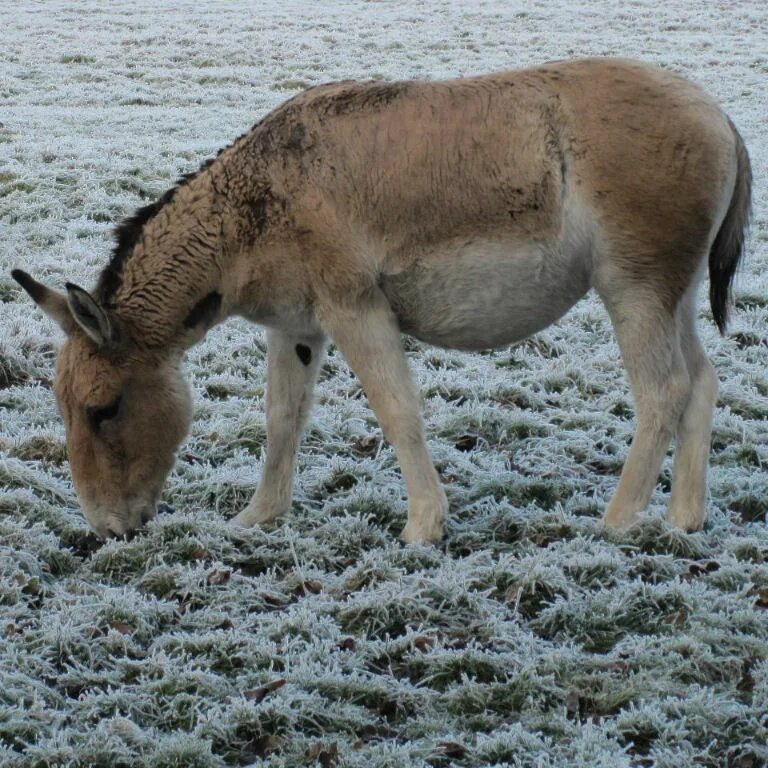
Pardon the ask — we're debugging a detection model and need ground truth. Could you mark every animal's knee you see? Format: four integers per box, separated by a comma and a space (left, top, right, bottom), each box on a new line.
381, 412, 425, 448
635, 362, 691, 428
667, 365, 693, 420
693, 357, 718, 405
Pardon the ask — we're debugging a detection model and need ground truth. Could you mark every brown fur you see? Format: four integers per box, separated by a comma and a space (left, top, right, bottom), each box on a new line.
12, 58, 751, 541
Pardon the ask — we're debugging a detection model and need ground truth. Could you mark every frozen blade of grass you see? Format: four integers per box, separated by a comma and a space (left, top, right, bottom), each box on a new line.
0, 457, 73, 505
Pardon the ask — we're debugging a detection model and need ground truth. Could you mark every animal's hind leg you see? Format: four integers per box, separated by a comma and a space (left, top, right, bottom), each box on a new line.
600, 290, 692, 528
231, 329, 326, 527
667, 292, 718, 531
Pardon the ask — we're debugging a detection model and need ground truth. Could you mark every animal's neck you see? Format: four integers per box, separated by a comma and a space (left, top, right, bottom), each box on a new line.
108, 170, 230, 349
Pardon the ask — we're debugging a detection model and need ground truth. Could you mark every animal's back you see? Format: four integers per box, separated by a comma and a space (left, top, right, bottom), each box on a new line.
251, 59, 735, 263
247, 59, 735, 349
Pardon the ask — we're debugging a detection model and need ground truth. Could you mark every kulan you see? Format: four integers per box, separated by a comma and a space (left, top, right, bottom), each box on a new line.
13, 58, 751, 543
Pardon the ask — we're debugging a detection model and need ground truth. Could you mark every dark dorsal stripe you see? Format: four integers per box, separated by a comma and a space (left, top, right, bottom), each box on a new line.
183, 291, 222, 329
295, 344, 312, 366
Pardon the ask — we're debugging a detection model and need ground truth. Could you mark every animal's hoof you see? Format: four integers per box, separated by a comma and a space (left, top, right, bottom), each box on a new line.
230, 500, 284, 528
229, 509, 278, 528
601, 516, 626, 530
401, 493, 448, 545
666, 507, 706, 532
601, 505, 643, 530
400, 519, 445, 546
157, 503, 175, 515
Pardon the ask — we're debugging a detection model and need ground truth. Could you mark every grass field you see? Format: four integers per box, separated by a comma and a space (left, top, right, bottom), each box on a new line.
1, 1, 767, 766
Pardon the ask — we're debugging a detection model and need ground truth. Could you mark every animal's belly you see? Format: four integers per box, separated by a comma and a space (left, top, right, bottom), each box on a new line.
381, 240, 592, 351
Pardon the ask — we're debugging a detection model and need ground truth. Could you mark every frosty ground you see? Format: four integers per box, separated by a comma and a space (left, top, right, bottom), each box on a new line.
1, 1, 767, 766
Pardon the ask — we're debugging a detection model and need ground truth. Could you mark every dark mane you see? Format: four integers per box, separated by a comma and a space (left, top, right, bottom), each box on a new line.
95, 78, 373, 305
95, 159, 215, 304
94, 91, 301, 306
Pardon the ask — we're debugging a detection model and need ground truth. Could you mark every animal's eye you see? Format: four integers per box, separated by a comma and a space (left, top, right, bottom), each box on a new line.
89, 396, 121, 428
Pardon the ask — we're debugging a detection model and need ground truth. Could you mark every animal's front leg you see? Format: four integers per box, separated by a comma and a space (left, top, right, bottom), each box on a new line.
231, 329, 325, 527
320, 290, 447, 544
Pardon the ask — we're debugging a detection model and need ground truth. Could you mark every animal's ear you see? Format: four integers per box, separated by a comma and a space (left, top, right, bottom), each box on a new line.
64, 282, 112, 346
11, 269, 77, 334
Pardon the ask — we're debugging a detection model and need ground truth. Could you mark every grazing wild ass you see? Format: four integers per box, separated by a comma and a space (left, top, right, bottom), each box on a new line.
13, 58, 750, 543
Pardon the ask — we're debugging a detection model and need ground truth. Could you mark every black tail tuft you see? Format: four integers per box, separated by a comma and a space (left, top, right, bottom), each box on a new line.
709, 120, 752, 334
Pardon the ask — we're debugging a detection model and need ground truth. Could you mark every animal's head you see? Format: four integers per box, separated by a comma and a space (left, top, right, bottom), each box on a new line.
12, 270, 193, 539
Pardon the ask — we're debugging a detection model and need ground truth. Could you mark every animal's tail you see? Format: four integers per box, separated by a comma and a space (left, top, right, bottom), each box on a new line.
709, 119, 752, 334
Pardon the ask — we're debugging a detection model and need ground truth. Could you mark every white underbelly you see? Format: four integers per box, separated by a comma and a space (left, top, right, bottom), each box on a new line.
381, 239, 592, 351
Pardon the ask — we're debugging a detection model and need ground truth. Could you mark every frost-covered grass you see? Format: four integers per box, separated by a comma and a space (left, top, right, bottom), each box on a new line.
2, 1, 768, 766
